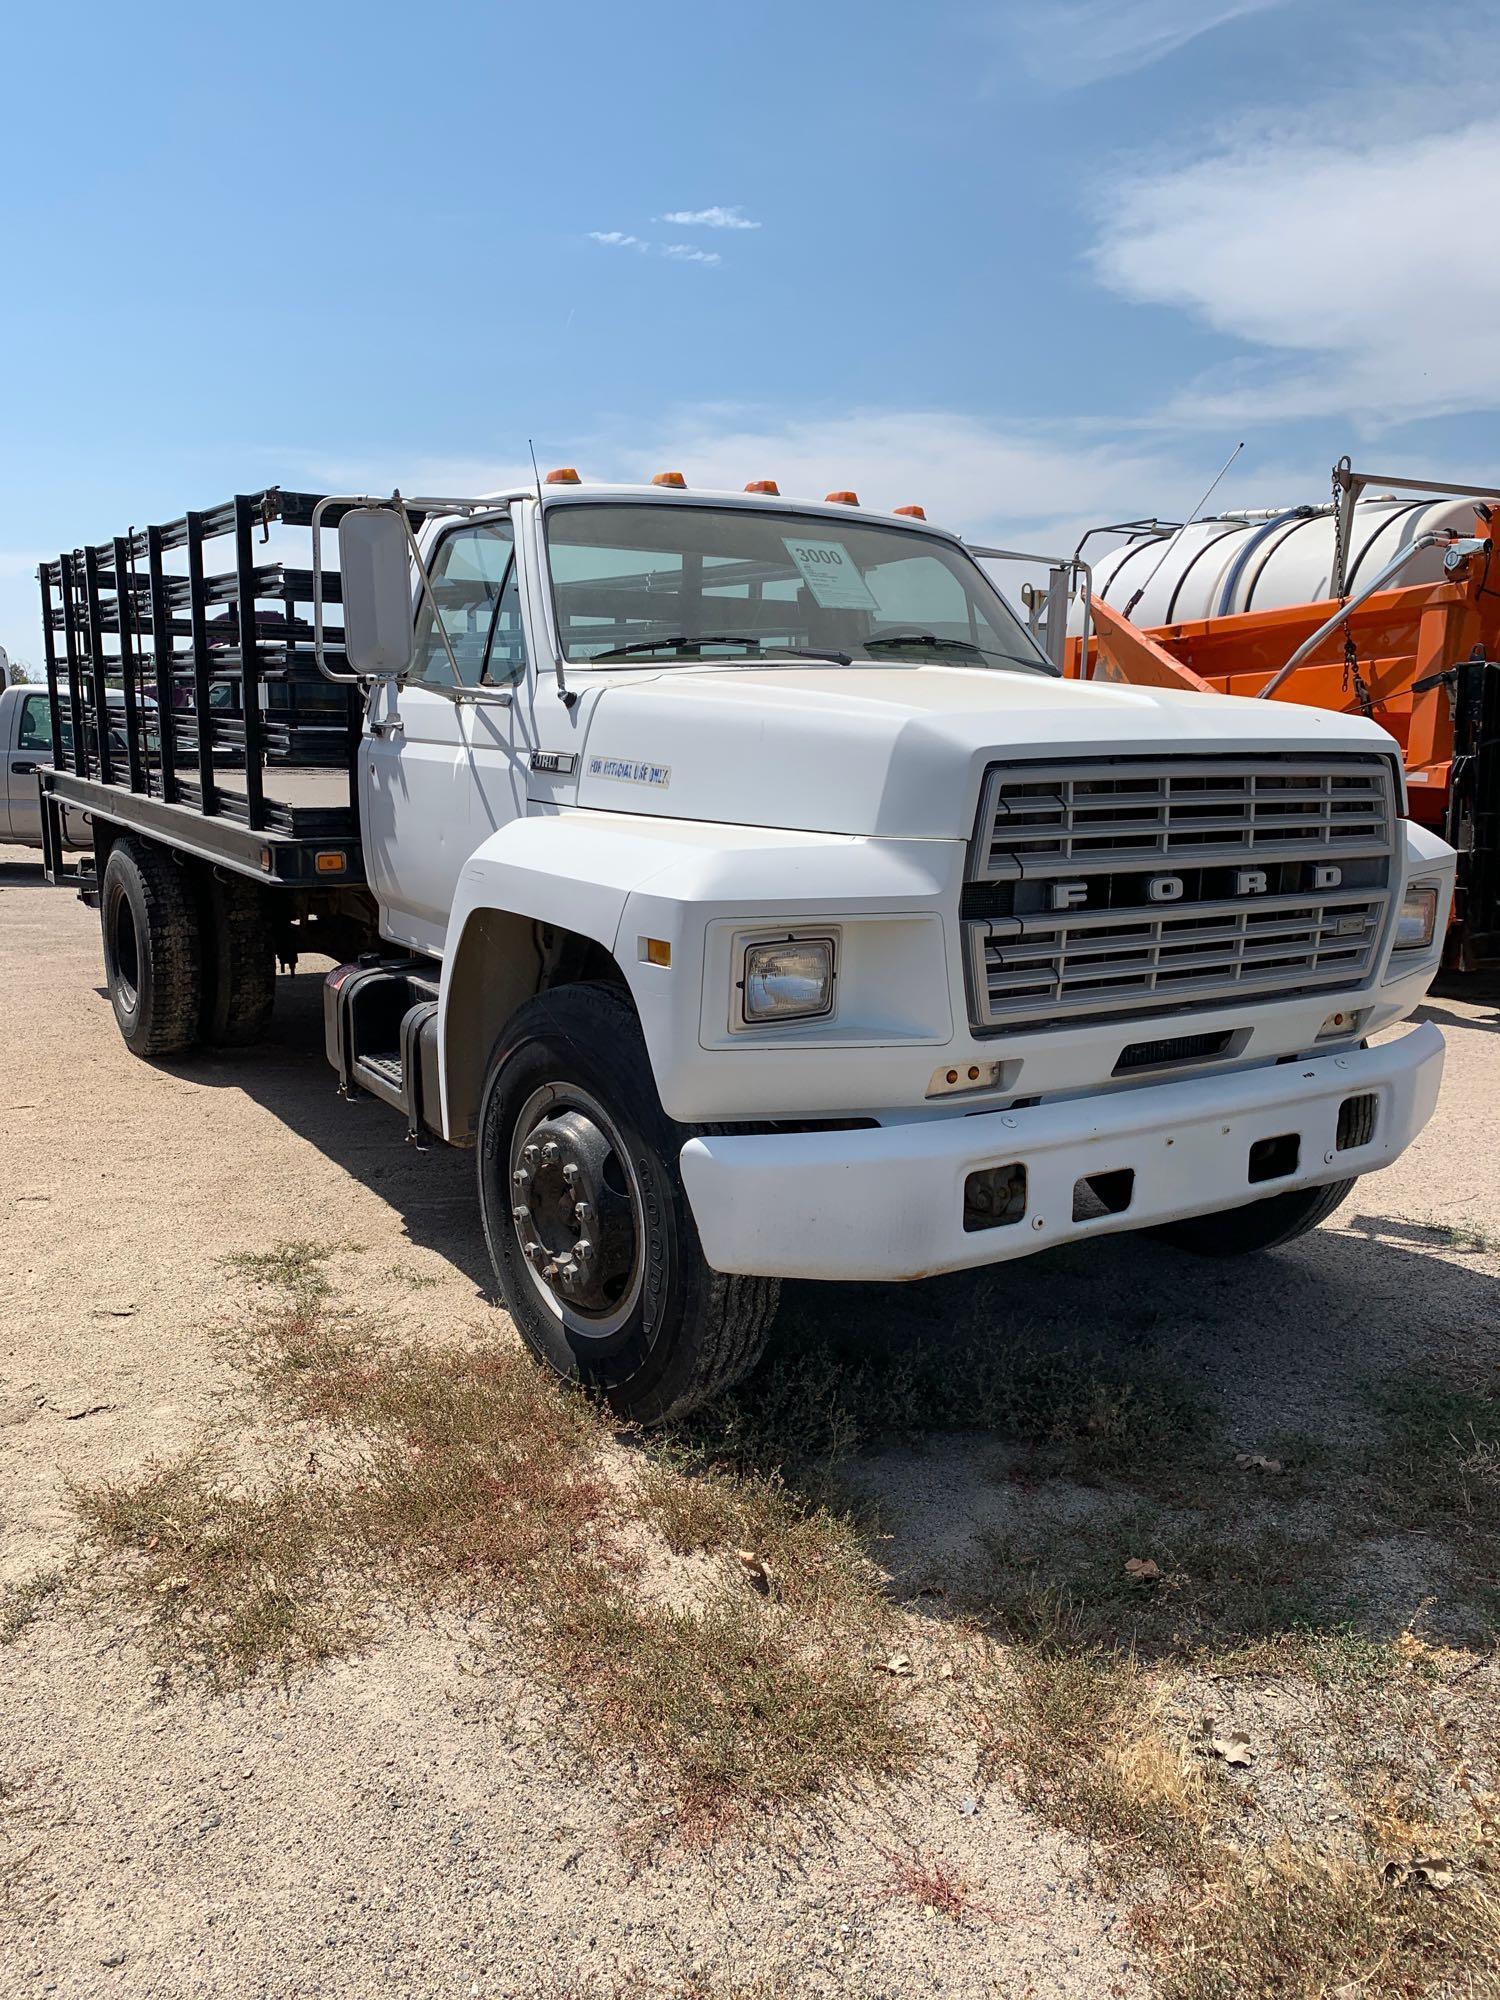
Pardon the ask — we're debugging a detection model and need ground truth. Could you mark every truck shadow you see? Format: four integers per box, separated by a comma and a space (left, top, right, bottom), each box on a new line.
193, 964, 1500, 1660
172, 964, 496, 1295
672, 1223, 1500, 1661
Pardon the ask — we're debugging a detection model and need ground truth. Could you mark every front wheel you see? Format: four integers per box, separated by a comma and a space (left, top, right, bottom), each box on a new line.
1150, 1177, 1357, 1257
476, 983, 780, 1424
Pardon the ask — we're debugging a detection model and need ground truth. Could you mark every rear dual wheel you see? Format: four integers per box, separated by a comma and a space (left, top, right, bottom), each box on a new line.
100, 836, 274, 1057
1150, 1176, 1358, 1255
477, 982, 780, 1424
101, 838, 202, 1056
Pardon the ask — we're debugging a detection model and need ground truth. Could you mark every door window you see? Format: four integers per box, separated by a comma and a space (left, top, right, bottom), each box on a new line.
16, 694, 53, 752
409, 520, 525, 688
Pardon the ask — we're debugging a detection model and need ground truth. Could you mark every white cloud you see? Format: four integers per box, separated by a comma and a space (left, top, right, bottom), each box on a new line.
587, 231, 725, 266
659, 205, 760, 230
1092, 114, 1500, 424
1004, 0, 1296, 87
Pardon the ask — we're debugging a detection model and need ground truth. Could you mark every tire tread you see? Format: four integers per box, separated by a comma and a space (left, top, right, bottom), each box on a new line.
103, 837, 202, 1056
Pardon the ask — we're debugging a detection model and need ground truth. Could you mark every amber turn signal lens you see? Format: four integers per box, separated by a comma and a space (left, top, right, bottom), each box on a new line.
315, 851, 346, 874
544, 467, 581, 485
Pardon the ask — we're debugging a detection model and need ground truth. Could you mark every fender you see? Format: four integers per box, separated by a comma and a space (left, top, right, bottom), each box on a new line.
437, 809, 956, 1139
438, 809, 697, 1140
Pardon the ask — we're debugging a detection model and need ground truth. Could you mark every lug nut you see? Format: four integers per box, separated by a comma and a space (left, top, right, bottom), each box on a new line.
562, 1162, 581, 1186
512, 1167, 530, 1189
525, 1242, 544, 1263
543, 1261, 559, 1282
575, 1238, 594, 1263
512, 1204, 530, 1224
574, 1200, 594, 1224
522, 1144, 540, 1167
542, 1140, 561, 1164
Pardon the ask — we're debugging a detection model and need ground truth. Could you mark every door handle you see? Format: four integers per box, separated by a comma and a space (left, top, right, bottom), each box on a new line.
13, 761, 40, 776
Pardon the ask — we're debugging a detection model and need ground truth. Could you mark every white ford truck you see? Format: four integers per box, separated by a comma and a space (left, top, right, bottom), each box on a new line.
35, 477, 1452, 1418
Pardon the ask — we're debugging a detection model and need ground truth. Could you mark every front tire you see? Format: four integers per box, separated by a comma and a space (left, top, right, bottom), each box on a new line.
100, 837, 202, 1057
1150, 1177, 1357, 1256
477, 983, 780, 1424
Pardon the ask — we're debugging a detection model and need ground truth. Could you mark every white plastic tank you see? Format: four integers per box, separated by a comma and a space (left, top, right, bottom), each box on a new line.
1089, 495, 1484, 628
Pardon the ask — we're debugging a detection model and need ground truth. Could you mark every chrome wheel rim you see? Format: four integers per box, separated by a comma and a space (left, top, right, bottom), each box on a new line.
507, 1082, 645, 1340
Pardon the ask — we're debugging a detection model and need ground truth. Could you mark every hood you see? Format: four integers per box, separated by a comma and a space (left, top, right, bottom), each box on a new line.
570, 661, 1400, 840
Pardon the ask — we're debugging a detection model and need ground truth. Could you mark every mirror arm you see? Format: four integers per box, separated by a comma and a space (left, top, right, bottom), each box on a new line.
392, 491, 467, 691
312, 491, 518, 687
312, 493, 362, 685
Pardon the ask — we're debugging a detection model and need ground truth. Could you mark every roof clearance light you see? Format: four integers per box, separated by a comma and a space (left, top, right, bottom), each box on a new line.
651, 471, 687, 488
545, 467, 582, 485
894, 504, 926, 519
825, 490, 860, 506
744, 479, 780, 495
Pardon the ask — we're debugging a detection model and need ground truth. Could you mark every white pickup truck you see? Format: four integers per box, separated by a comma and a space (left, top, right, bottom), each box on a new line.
0, 681, 106, 851
36, 477, 1453, 1419
1, 682, 63, 847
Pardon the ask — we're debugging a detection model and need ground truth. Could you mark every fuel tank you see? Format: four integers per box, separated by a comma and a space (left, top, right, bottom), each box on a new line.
1091, 495, 1482, 627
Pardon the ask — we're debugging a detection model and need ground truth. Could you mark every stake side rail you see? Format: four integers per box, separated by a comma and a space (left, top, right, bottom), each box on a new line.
33, 487, 406, 886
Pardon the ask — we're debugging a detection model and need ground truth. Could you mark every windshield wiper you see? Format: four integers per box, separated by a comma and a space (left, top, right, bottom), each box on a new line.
860, 632, 1047, 670
590, 633, 851, 666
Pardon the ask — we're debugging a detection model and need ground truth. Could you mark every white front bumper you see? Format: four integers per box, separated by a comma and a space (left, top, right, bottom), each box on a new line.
679, 1023, 1445, 1281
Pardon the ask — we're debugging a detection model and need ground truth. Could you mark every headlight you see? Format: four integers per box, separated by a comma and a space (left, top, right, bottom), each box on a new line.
741, 934, 837, 1024
1394, 881, 1440, 951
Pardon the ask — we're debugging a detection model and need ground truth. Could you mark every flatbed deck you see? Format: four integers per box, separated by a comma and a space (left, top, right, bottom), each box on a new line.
37, 488, 370, 888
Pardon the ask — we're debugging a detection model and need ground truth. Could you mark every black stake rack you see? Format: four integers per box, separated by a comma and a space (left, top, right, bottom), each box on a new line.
37, 488, 394, 885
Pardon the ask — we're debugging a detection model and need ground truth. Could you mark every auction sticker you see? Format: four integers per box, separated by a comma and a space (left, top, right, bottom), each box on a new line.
781, 536, 878, 611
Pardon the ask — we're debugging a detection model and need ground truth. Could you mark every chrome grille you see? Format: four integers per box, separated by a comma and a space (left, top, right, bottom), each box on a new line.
972, 758, 1391, 881
965, 754, 1396, 1031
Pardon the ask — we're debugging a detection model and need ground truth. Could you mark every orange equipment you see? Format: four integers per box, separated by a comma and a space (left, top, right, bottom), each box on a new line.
1065, 465, 1500, 967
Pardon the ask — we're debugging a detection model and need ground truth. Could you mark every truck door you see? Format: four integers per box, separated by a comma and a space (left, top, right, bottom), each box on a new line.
5, 692, 55, 844
361, 515, 527, 955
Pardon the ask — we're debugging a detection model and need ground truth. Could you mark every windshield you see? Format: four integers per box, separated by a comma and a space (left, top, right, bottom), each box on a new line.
545, 502, 1053, 674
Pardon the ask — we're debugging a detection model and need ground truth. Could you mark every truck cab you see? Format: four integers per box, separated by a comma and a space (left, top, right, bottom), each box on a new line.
0, 682, 92, 849
37, 476, 1455, 1422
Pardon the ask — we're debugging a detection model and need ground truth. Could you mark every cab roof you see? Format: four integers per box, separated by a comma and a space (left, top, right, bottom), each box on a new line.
478, 480, 964, 543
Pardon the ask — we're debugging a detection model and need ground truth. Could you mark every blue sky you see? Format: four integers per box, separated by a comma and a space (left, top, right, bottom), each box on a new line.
3, 0, 1498, 666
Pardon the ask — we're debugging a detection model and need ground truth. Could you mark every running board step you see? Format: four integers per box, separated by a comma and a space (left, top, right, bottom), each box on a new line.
324, 955, 442, 1141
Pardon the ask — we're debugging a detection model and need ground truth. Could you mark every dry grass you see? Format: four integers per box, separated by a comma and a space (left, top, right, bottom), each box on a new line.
978, 1649, 1210, 1877
1135, 1850, 1500, 2000
78, 1242, 917, 1829
877, 1844, 995, 1923
74, 1239, 1500, 1982
544, 1584, 912, 1831
0, 1565, 70, 1647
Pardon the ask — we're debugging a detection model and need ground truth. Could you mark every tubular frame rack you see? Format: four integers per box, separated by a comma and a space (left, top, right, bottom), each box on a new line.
36, 488, 398, 885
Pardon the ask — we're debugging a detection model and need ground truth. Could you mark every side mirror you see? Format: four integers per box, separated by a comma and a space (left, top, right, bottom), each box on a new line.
338, 507, 414, 678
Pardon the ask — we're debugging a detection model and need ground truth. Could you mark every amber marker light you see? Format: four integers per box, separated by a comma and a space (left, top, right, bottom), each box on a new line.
744, 479, 780, 494
825, 490, 860, 505
894, 504, 926, 519
651, 471, 687, 488
545, 467, 582, 484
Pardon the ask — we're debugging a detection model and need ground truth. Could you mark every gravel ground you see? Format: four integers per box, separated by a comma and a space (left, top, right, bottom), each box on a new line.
2, 854, 1497, 1999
